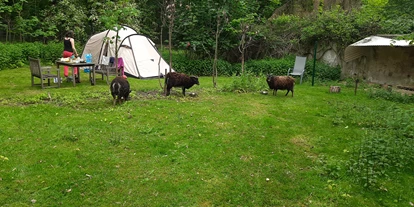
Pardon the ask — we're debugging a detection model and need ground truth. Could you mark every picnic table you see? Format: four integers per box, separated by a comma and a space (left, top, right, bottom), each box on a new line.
55, 61, 95, 86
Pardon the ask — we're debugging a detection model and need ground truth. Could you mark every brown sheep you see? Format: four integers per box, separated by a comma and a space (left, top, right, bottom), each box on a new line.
165, 72, 199, 96
266, 75, 295, 97
110, 76, 131, 105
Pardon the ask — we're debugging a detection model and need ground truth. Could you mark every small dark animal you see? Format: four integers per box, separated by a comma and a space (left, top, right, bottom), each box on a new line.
165, 72, 199, 96
266, 75, 295, 97
110, 76, 131, 105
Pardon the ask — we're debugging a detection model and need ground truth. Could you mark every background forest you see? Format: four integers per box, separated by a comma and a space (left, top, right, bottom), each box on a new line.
0, 0, 413, 66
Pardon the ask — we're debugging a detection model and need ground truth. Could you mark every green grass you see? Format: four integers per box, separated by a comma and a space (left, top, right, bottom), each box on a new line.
0, 67, 413, 206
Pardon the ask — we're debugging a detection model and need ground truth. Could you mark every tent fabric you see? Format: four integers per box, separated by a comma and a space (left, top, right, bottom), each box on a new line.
344, 36, 413, 62
81, 26, 172, 78
117, 34, 171, 78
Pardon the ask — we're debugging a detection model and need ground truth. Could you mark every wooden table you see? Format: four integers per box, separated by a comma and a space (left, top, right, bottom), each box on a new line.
56, 61, 95, 86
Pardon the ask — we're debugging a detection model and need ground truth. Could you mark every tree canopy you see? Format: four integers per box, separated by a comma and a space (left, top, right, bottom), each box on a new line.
0, 0, 412, 61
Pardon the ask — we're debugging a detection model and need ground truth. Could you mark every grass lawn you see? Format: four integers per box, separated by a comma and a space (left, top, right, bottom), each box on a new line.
0, 67, 413, 206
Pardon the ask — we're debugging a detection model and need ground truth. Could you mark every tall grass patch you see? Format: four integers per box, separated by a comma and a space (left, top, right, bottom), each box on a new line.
328, 102, 414, 188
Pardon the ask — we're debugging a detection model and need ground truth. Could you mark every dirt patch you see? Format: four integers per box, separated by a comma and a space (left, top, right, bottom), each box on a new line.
136, 90, 163, 97
370, 83, 414, 96
290, 136, 313, 149
133, 90, 165, 100
395, 86, 414, 96
134, 90, 196, 99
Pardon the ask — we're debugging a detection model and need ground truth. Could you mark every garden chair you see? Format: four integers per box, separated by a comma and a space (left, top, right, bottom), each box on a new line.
287, 56, 307, 84
29, 57, 61, 89
95, 57, 124, 84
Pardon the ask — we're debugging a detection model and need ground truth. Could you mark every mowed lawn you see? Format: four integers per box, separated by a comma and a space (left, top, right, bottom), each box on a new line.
0, 67, 413, 206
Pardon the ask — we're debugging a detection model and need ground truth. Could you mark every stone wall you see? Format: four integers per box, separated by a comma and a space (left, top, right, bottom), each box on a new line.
342, 47, 414, 87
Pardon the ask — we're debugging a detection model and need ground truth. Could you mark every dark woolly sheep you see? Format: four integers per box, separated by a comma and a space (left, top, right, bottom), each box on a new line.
110, 76, 131, 105
165, 72, 199, 96
266, 75, 295, 97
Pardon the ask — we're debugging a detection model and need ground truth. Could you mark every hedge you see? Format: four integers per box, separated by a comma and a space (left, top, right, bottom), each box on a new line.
1, 43, 341, 82
0, 42, 62, 70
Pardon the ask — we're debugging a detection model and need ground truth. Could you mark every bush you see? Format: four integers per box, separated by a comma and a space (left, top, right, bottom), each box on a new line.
367, 88, 414, 104
2, 44, 342, 84
244, 57, 294, 76
244, 56, 341, 82
162, 49, 239, 76
166, 52, 341, 82
346, 106, 414, 187
221, 72, 268, 93
0, 42, 62, 70
330, 102, 414, 188
313, 62, 341, 81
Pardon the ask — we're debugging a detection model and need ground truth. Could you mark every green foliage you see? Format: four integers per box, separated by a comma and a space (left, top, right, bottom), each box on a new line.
345, 106, 414, 187
0, 42, 62, 70
221, 72, 267, 92
244, 57, 292, 75
244, 56, 341, 81
173, 57, 237, 76
313, 62, 342, 81
259, 0, 281, 19
328, 101, 414, 188
301, 7, 382, 49
161, 49, 238, 76
378, 0, 414, 35
99, 0, 140, 30
40, 0, 89, 42
367, 88, 414, 104
1, 0, 413, 64
160, 50, 340, 81
348, 131, 414, 188
260, 15, 303, 57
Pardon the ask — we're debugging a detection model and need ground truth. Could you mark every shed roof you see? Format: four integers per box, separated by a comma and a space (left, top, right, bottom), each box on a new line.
344, 36, 413, 62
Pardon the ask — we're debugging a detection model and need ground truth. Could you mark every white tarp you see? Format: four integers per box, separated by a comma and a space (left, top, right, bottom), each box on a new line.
81, 26, 172, 78
350, 36, 412, 47
345, 36, 413, 62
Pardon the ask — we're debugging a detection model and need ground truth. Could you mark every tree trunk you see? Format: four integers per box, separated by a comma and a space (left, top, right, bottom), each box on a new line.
213, 17, 221, 88
313, 0, 320, 15
168, 25, 173, 73
160, 22, 164, 51
115, 32, 119, 75
240, 33, 246, 75
241, 49, 245, 75
167, 0, 175, 73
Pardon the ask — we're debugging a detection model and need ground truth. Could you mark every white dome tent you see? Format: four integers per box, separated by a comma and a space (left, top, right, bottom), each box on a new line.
81, 26, 172, 78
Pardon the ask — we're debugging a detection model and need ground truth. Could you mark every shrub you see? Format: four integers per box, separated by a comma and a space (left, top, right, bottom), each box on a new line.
244, 57, 294, 76
221, 72, 267, 93
313, 62, 341, 81
347, 107, 414, 188
243, 56, 341, 82
0, 42, 62, 70
330, 102, 414, 188
367, 88, 414, 104
162, 50, 239, 76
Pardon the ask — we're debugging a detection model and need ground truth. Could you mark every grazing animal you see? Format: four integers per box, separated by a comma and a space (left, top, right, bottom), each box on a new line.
165, 72, 199, 96
266, 75, 295, 97
110, 76, 131, 105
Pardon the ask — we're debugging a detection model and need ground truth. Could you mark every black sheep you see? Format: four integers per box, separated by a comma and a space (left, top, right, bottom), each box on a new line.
266, 75, 295, 97
110, 76, 131, 105
165, 72, 199, 96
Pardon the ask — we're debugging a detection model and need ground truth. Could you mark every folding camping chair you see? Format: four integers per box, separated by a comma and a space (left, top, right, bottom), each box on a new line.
287, 56, 307, 84
95, 57, 124, 84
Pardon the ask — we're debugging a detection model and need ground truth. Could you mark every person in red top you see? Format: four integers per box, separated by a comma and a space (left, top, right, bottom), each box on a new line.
62, 30, 79, 81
